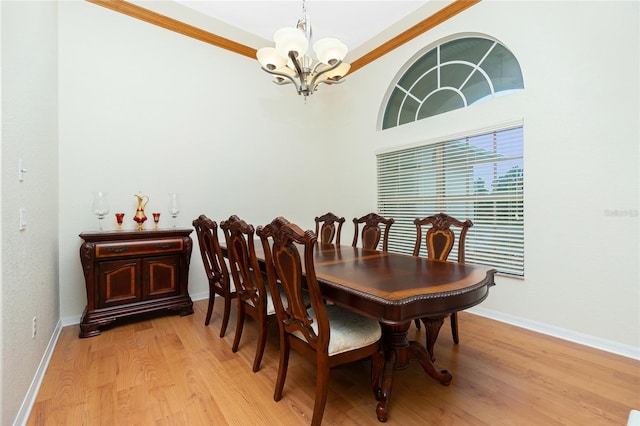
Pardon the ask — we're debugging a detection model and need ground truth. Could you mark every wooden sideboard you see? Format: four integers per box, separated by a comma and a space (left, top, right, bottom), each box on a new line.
78, 228, 194, 338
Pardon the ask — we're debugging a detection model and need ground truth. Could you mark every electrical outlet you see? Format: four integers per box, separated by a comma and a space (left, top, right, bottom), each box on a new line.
32, 316, 37, 339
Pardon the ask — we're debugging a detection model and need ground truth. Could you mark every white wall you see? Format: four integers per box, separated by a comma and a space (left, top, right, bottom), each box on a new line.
1, 1, 59, 424
57, 1, 349, 322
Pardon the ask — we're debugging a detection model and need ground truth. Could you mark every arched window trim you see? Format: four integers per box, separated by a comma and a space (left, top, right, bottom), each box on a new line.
378, 33, 524, 131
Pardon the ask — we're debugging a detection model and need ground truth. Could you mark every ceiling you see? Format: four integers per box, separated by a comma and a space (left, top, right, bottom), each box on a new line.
172, 1, 430, 54
90, 0, 478, 72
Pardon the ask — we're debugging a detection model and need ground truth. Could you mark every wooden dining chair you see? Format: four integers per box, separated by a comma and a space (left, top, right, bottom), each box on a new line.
220, 214, 282, 373
314, 212, 345, 244
413, 212, 473, 360
352, 212, 395, 251
257, 217, 383, 426
192, 215, 236, 337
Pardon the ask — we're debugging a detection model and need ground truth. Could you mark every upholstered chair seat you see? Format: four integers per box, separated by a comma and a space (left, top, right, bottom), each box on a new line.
293, 304, 382, 356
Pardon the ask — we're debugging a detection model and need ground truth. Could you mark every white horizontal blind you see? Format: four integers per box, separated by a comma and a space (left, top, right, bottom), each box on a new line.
377, 126, 524, 276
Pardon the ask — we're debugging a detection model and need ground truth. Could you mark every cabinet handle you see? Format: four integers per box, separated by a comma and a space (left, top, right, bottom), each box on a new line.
155, 243, 176, 249
106, 246, 129, 253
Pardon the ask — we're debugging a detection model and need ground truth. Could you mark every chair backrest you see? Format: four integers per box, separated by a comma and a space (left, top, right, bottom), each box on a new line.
314, 212, 345, 245
413, 213, 473, 263
220, 215, 268, 309
192, 214, 230, 291
257, 217, 329, 353
352, 213, 395, 252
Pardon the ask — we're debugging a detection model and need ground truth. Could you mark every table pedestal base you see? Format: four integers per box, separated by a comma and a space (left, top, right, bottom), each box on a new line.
375, 320, 452, 422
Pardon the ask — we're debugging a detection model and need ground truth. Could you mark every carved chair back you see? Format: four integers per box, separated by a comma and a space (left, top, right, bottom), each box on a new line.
220, 214, 273, 372
314, 212, 346, 245
352, 213, 395, 252
192, 214, 236, 334
259, 217, 329, 353
413, 213, 473, 262
221, 215, 267, 311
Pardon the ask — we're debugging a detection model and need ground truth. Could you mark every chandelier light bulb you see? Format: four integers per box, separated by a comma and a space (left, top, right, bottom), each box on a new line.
273, 27, 308, 59
327, 62, 351, 80
257, 47, 287, 71
313, 38, 347, 65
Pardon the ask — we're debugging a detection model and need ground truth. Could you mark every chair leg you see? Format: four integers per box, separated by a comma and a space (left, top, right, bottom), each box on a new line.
219, 294, 232, 338
274, 333, 290, 402
450, 312, 459, 344
204, 289, 215, 326
252, 316, 268, 372
311, 361, 330, 426
232, 303, 245, 353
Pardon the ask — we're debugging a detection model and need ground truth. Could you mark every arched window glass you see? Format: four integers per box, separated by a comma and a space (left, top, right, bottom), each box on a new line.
382, 36, 524, 129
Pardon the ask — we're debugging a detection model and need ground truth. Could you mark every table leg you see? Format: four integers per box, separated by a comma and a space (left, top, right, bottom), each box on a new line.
420, 315, 445, 362
375, 321, 453, 422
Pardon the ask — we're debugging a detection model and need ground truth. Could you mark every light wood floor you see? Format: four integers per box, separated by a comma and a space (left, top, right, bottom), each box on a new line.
28, 299, 640, 425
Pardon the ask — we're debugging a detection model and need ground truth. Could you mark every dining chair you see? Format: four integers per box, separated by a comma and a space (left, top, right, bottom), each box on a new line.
220, 214, 283, 373
314, 212, 345, 245
352, 212, 395, 251
192, 215, 237, 337
257, 217, 383, 426
413, 212, 473, 361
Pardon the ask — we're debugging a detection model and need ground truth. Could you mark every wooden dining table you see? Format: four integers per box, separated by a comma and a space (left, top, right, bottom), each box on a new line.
233, 242, 496, 422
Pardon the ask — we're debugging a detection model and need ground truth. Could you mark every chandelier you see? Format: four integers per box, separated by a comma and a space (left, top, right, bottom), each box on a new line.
256, 0, 350, 99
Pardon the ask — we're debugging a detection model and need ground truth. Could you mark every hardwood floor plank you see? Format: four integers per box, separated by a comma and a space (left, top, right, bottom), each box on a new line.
27, 300, 640, 425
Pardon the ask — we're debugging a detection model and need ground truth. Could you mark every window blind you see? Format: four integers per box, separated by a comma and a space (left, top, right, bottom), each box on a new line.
377, 126, 524, 276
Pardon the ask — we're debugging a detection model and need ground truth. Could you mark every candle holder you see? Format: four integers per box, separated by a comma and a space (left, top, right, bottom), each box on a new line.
115, 213, 125, 230
92, 191, 110, 231
168, 193, 180, 228
153, 213, 161, 229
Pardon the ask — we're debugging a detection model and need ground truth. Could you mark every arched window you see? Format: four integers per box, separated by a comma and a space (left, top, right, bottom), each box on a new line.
382, 36, 524, 129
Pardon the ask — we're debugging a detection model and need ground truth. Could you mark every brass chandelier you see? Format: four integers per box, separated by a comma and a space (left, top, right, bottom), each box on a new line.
256, 0, 350, 99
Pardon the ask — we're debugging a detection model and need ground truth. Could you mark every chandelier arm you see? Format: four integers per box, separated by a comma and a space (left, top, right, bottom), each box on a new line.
310, 61, 323, 74
261, 67, 300, 89
313, 77, 347, 86
287, 51, 307, 89
309, 59, 343, 88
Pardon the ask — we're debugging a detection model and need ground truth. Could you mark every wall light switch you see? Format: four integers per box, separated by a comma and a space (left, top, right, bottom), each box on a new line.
19, 208, 27, 230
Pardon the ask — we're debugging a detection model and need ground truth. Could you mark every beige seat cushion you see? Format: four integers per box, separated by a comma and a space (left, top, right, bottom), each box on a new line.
293, 305, 381, 356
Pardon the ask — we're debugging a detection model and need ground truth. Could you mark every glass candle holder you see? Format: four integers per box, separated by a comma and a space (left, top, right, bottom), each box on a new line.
152, 212, 161, 229
115, 213, 125, 230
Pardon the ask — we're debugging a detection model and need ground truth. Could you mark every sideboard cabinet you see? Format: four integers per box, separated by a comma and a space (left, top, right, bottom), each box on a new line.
79, 229, 194, 338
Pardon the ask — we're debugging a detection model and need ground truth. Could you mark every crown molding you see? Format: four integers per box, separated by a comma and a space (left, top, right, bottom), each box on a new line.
86, 0, 480, 74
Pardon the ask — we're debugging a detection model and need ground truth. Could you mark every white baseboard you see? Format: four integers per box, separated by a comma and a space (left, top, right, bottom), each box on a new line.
469, 306, 640, 360
12, 320, 63, 426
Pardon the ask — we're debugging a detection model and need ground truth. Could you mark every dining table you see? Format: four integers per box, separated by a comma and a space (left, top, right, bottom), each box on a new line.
232, 242, 496, 422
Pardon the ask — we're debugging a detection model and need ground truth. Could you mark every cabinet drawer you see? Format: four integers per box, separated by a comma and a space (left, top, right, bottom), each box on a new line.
96, 238, 183, 258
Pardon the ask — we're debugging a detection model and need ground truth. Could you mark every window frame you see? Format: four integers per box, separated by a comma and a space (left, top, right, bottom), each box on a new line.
376, 120, 525, 277
379, 34, 524, 131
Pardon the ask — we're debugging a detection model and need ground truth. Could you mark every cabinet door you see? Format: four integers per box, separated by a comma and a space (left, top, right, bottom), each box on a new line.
143, 255, 180, 299
97, 259, 142, 307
